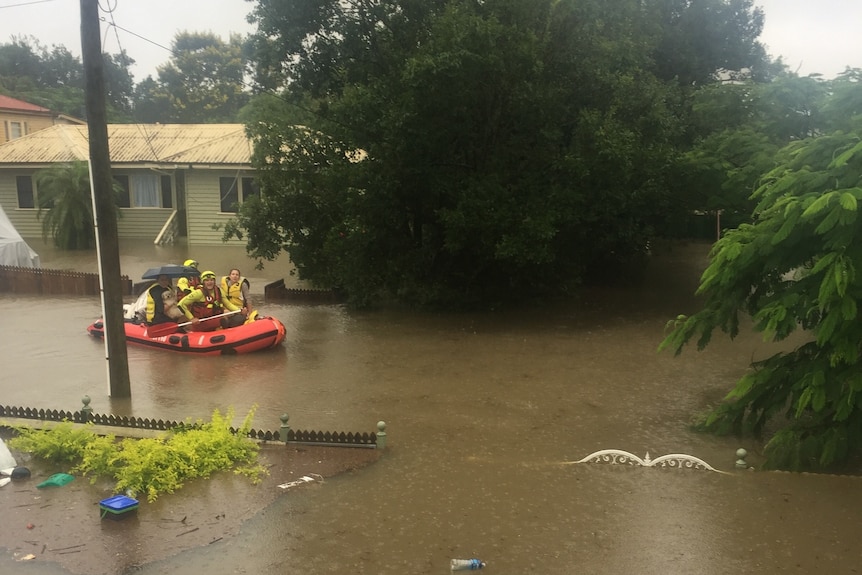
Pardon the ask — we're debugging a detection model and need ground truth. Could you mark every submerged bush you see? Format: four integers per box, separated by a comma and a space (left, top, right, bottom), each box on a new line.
9, 421, 115, 465
8, 407, 267, 501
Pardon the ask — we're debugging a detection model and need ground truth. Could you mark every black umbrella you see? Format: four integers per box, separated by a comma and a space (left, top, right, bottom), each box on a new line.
141, 264, 200, 280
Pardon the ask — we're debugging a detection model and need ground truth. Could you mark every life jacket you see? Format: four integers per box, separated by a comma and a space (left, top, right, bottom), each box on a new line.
145, 283, 169, 323
176, 275, 201, 299
220, 275, 249, 308
187, 286, 225, 319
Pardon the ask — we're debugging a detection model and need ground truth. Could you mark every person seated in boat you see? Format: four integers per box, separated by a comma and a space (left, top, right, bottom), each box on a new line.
178, 270, 244, 331
145, 274, 180, 326
220, 268, 257, 322
176, 258, 202, 300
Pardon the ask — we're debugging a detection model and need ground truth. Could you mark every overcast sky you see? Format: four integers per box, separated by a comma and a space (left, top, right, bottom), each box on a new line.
6, 0, 256, 81
754, 0, 862, 77
4, 0, 862, 81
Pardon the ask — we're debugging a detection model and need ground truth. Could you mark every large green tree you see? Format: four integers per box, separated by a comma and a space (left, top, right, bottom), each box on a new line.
230, 0, 766, 307
0, 37, 135, 121
661, 69, 862, 470
650, 0, 769, 85
131, 76, 170, 123
670, 72, 830, 237
132, 32, 249, 123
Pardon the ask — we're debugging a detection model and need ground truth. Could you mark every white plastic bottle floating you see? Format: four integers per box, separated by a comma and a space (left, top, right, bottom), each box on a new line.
451, 558, 485, 571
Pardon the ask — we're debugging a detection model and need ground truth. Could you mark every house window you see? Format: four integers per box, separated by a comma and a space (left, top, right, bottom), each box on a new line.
220, 177, 239, 212
4, 121, 26, 141
113, 175, 131, 208
241, 177, 259, 202
132, 173, 159, 207
161, 175, 173, 209
16, 175, 34, 208
113, 173, 173, 208
220, 176, 258, 213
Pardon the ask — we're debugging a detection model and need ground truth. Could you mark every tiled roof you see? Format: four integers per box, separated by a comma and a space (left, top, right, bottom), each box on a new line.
0, 95, 51, 113
0, 124, 253, 166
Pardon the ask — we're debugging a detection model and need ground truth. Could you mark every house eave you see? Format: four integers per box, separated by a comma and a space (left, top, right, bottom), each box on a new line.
0, 163, 57, 170
184, 164, 254, 170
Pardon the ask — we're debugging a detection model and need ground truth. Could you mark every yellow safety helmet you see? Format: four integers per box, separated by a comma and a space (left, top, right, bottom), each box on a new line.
183, 259, 198, 268
200, 270, 216, 280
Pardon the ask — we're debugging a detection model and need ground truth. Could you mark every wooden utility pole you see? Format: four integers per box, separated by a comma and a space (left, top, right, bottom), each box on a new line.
80, 0, 131, 397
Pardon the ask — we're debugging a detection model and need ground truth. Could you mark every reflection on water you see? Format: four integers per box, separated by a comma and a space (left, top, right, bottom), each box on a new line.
2, 240, 861, 574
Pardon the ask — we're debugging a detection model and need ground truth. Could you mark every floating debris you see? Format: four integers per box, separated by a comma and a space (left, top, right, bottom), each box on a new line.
277, 474, 323, 490
451, 558, 485, 570
36, 473, 74, 488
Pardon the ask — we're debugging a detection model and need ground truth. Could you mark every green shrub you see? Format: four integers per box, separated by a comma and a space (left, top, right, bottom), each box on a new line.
8, 407, 267, 501
9, 421, 110, 464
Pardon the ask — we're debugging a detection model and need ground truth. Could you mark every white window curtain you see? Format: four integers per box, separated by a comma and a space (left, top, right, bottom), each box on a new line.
131, 174, 159, 207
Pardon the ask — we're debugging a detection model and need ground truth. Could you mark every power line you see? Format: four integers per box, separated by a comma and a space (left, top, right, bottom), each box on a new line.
100, 18, 175, 59
101, 13, 327, 124
0, 0, 55, 9
94, 2, 353, 138
97, 2, 169, 171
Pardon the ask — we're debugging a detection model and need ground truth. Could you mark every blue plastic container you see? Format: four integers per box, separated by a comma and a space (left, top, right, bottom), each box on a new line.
99, 495, 139, 520
451, 558, 485, 571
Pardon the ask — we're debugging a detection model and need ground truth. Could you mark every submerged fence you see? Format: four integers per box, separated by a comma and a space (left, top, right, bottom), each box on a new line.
0, 403, 383, 449
264, 279, 342, 304
0, 265, 133, 296
0, 266, 333, 303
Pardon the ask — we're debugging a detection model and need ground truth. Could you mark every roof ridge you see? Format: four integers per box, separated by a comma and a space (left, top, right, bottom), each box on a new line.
57, 125, 89, 160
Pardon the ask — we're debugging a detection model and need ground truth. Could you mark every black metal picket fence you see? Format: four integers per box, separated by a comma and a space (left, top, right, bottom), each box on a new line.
263, 279, 343, 303
0, 403, 384, 449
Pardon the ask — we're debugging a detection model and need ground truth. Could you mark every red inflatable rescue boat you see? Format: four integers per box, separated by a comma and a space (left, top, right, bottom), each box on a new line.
86, 316, 286, 356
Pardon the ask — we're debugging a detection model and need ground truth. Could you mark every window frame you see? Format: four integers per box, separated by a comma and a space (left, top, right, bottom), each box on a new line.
16, 175, 35, 209
112, 171, 174, 208
219, 177, 239, 213
113, 175, 131, 208
219, 175, 259, 213
241, 177, 259, 203
4, 121, 26, 142
160, 175, 173, 209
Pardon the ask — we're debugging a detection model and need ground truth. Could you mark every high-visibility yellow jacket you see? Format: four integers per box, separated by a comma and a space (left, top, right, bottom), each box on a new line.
178, 286, 239, 320
176, 275, 201, 299
220, 275, 250, 309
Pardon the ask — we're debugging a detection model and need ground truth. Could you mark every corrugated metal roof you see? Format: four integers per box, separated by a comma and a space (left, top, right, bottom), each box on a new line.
0, 124, 253, 166
0, 95, 51, 113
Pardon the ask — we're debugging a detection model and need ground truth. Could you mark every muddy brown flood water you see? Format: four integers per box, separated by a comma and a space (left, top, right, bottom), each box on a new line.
1, 239, 861, 574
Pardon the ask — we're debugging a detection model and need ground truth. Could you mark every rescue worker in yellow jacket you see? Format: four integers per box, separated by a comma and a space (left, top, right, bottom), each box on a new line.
178, 270, 243, 331
145, 274, 179, 326
176, 258, 201, 299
